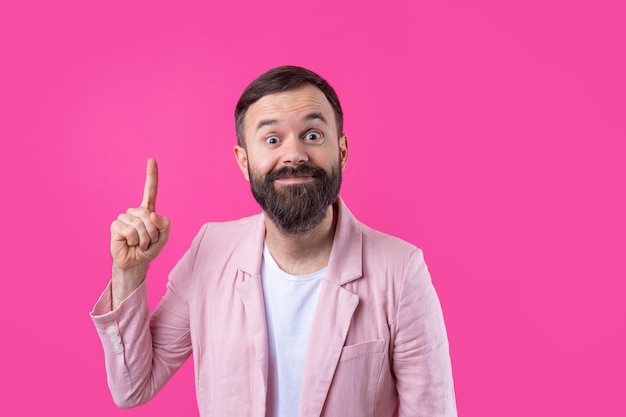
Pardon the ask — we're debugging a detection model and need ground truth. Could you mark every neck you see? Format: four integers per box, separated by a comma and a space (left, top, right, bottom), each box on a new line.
264, 202, 338, 275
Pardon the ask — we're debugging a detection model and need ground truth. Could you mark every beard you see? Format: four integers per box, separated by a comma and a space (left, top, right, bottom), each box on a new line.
249, 162, 342, 235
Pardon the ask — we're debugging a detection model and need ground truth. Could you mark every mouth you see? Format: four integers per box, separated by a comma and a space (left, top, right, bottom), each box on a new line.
274, 176, 314, 184
269, 166, 323, 184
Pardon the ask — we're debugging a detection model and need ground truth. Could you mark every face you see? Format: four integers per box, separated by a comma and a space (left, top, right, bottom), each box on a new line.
234, 84, 348, 234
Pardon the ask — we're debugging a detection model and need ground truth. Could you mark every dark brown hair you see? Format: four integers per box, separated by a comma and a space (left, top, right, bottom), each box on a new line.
234, 66, 343, 146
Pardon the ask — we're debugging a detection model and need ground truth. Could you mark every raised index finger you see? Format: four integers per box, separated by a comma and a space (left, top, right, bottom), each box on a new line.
141, 158, 158, 212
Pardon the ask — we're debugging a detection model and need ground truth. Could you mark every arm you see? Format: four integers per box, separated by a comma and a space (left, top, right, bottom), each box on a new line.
90, 240, 199, 407
91, 158, 191, 407
392, 249, 457, 417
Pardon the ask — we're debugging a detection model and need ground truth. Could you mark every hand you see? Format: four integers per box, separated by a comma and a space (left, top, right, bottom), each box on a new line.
109, 158, 170, 308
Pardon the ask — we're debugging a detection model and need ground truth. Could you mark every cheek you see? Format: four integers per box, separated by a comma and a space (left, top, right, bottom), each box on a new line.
247, 158, 275, 179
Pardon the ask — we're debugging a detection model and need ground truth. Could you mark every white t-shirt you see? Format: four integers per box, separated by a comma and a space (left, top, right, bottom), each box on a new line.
261, 245, 325, 417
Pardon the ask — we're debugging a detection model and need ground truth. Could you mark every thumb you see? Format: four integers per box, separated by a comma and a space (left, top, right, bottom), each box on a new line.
149, 212, 170, 253
150, 211, 170, 233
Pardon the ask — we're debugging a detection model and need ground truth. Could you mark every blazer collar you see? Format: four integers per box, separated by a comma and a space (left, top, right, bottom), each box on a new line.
237, 212, 267, 277
326, 197, 363, 286
238, 196, 364, 285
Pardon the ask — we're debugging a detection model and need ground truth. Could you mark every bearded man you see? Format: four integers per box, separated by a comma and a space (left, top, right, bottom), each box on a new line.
91, 66, 457, 417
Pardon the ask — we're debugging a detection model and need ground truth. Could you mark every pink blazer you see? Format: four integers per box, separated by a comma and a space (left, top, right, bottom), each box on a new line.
91, 198, 457, 416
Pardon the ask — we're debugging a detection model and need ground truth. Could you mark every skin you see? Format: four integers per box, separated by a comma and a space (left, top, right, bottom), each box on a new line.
109, 84, 347, 309
234, 84, 348, 275
109, 158, 170, 309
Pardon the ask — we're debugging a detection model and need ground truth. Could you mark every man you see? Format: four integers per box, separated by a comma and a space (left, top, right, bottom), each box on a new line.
91, 66, 457, 416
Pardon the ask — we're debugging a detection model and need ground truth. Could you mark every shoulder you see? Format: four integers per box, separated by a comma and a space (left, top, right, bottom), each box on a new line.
358, 222, 427, 284
359, 222, 418, 254
169, 213, 265, 287
346, 213, 422, 271
199, 213, 262, 235
337, 198, 419, 256
335, 198, 423, 273
192, 213, 264, 252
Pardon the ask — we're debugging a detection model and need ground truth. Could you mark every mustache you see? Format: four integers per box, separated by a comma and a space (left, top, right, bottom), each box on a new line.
266, 165, 326, 182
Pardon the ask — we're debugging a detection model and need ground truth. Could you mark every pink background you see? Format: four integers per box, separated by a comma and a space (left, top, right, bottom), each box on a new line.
1, 1, 624, 415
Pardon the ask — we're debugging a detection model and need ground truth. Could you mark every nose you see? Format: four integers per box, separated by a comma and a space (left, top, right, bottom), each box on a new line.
280, 136, 308, 166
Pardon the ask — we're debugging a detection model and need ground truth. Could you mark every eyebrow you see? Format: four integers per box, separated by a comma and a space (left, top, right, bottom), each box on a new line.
254, 112, 329, 131
256, 118, 278, 130
304, 112, 328, 125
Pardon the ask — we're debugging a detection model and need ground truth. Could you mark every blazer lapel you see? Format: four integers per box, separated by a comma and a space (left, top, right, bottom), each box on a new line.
236, 272, 269, 413
234, 214, 268, 414
298, 198, 364, 417
298, 281, 359, 417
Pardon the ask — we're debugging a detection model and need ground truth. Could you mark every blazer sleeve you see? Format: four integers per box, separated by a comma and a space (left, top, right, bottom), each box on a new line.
90, 224, 207, 408
391, 249, 458, 417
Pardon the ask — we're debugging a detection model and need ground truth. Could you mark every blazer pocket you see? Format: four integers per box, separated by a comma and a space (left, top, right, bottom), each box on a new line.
326, 339, 389, 415
339, 339, 385, 362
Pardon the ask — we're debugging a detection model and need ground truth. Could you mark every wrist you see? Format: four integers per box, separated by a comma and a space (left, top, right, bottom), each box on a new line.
111, 265, 147, 310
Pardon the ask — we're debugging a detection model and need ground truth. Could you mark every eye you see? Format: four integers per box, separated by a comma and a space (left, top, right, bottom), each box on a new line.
304, 131, 322, 141
265, 135, 279, 144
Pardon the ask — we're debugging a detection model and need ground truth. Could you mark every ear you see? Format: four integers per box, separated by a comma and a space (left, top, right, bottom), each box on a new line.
339, 134, 349, 170
233, 145, 250, 181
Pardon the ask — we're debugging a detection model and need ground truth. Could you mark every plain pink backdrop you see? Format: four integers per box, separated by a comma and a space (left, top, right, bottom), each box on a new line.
1, 1, 624, 416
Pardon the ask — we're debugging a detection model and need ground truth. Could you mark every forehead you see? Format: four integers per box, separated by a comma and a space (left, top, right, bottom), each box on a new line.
244, 84, 335, 131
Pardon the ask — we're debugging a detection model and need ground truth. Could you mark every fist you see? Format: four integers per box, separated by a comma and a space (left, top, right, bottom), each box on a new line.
109, 158, 170, 307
